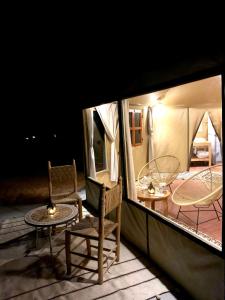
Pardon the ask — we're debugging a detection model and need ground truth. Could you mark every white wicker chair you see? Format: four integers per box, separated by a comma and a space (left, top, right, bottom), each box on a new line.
137, 155, 180, 193
171, 164, 222, 232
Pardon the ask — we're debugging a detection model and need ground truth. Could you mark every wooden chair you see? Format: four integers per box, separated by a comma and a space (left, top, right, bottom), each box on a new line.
48, 159, 82, 222
65, 176, 122, 284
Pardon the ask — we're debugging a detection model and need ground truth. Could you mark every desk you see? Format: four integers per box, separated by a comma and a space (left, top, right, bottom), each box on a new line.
137, 190, 170, 216
24, 204, 78, 256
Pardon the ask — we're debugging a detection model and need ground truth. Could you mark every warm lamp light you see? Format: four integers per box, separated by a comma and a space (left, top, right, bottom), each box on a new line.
148, 182, 155, 194
47, 202, 56, 215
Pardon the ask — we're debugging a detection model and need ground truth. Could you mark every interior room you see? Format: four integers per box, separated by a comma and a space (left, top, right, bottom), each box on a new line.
126, 75, 222, 245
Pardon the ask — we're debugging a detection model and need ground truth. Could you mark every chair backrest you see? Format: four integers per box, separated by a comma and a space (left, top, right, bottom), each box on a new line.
137, 155, 180, 189
86, 176, 122, 224
172, 164, 222, 206
48, 159, 78, 197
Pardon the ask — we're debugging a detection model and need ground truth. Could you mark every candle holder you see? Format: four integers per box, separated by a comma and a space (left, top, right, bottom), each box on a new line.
148, 182, 155, 194
47, 202, 56, 215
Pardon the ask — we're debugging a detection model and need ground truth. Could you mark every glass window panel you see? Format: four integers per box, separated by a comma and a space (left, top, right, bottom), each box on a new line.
135, 130, 141, 144
129, 112, 133, 127
135, 112, 141, 127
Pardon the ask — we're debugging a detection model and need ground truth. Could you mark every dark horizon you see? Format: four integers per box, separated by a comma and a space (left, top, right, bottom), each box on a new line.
1, 103, 85, 178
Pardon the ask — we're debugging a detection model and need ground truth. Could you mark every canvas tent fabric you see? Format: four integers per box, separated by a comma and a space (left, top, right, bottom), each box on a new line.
147, 106, 154, 162
149, 106, 222, 172
122, 100, 137, 200
84, 108, 96, 178
152, 106, 188, 171
96, 103, 119, 182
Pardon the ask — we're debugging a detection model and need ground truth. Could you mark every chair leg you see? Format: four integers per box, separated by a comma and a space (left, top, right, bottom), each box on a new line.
217, 199, 222, 211
212, 203, 220, 221
77, 198, 83, 221
176, 206, 181, 219
196, 208, 200, 233
65, 231, 71, 275
115, 226, 120, 262
86, 239, 91, 256
98, 239, 103, 284
169, 184, 173, 194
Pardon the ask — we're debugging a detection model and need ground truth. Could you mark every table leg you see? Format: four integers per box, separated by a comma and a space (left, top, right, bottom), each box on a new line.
35, 227, 38, 248
151, 201, 156, 210
163, 199, 168, 216
48, 226, 53, 257
145, 201, 152, 208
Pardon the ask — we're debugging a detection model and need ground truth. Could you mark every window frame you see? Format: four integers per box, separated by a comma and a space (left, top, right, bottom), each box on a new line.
129, 109, 143, 146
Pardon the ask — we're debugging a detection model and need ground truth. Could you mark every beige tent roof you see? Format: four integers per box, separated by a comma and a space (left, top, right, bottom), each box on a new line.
129, 75, 222, 108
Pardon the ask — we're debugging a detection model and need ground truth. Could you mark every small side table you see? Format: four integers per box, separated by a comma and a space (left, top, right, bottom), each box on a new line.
24, 204, 78, 256
137, 190, 170, 216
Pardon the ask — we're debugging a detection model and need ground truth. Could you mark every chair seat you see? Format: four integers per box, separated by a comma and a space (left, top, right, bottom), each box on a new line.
51, 191, 82, 204
70, 216, 118, 239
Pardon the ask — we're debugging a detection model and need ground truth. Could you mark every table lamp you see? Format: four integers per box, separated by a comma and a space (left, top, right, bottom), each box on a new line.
148, 182, 155, 194
47, 202, 56, 215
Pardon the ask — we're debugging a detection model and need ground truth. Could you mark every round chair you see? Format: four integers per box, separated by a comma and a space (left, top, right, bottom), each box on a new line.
137, 155, 180, 192
171, 164, 222, 232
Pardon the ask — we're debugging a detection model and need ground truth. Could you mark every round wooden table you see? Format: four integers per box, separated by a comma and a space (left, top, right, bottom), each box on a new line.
137, 190, 170, 216
24, 204, 78, 256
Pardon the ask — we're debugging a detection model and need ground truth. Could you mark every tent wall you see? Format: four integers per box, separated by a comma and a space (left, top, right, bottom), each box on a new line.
121, 200, 224, 300
153, 106, 189, 171
128, 102, 222, 174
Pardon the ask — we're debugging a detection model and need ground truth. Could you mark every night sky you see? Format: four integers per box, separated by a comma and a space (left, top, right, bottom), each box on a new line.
1, 77, 86, 178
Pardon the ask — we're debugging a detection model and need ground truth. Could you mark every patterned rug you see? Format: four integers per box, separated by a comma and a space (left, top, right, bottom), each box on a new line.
167, 215, 222, 249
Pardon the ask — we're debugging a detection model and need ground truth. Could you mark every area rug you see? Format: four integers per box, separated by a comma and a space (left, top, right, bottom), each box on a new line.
0, 224, 189, 300
167, 215, 222, 250
0, 217, 35, 245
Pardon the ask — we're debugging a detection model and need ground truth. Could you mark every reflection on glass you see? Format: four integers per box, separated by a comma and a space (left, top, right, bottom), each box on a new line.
129, 112, 132, 127
135, 112, 141, 127
135, 130, 141, 143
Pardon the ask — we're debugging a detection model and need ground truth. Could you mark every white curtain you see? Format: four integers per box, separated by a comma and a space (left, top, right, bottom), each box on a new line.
86, 108, 96, 179
188, 108, 206, 157
147, 106, 154, 162
122, 100, 137, 200
208, 115, 222, 164
96, 103, 118, 181
208, 108, 222, 142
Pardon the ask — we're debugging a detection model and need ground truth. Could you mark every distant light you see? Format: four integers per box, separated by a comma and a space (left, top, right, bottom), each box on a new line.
25, 137, 29, 140
53, 134, 57, 138
32, 136, 36, 139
